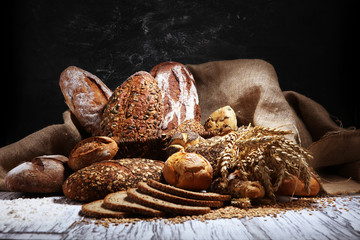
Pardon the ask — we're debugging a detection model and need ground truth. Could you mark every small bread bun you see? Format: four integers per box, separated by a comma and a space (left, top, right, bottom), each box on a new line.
68, 136, 118, 171
276, 174, 320, 196
204, 105, 237, 135
163, 151, 213, 191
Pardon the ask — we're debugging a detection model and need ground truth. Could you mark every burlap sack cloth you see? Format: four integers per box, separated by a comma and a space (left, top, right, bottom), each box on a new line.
1, 59, 359, 194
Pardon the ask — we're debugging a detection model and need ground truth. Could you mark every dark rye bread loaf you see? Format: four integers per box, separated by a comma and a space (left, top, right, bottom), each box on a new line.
81, 199, 128, 218
103, 191, 164, 217
62, 158, 164, 202
137, 182, 224, 208
147, 179, 231, 201
126, 188, 211, 216
150, 62, 201, 133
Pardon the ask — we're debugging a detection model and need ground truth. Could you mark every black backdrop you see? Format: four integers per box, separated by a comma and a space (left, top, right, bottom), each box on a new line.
3, 0, 358, 147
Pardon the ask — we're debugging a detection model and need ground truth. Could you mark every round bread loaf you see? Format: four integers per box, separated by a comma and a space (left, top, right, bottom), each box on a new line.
5, 155, 69, 193
100, 71, 162, 142
163, 151, 213, 191
59, 66, 112, 135
150, 61, 201, 133
68, 136, 118, 171
62, 158, 164, 202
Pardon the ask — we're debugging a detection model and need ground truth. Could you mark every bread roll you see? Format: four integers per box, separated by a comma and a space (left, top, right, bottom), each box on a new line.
68, 136, 118, 171
204, 105, 237, 135
150, 62, 201, 133
5, 155, 69, 193
100, 71, 162, 142
163, 151, 213, 191
276, 174, 320, 196
62, 158, 164, 202
59, 66, 112, 135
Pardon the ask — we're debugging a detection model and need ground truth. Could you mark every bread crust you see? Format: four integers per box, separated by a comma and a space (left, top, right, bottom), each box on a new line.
100, 71, 162, 142
62, 158, 164, 202
68, 136, 118, 171
150, 62, 201, 133
59, 66, 112, 134
5, 155, 68, 193
276, 174, 320, 196
163, 151, 213, 191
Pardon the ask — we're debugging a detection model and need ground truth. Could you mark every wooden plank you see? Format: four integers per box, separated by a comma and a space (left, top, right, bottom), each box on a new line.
1, 192, 360, 240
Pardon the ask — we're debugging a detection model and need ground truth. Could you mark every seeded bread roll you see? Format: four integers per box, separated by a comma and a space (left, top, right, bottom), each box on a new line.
59, 66, 112, 135
163, 151, 213, 191
204, 106, 238, 135
68, 136, 118, 171
150, 62, 201, 133
5, 155, 69, 193
62, 158, 164, 202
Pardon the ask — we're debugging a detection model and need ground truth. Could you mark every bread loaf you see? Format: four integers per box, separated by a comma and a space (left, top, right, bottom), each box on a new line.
62, 158, 164, 202
100, 71, 162, 141
276, 174, 320, 196
150, 62, 201, 133
5, 155, 69, 193
163, 151, 213, 191
68, 136, 118, 171
59, 66, 112, 135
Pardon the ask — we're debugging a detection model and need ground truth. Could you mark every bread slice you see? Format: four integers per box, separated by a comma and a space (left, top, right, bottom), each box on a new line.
126, 188, 211, 216
137, 182, 224, 208
147, 179, 231, 201
81, 199, 127, 218
103, 191, 164, 217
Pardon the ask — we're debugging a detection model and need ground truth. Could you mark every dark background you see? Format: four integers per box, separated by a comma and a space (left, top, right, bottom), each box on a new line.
2, 0, 358, 147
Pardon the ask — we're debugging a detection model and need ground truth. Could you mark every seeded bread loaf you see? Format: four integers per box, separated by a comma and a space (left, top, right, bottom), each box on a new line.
150, 62, 201, 133
100, 71, 162, 142
68, 136, 118, 171
99, 71, 163, 158
62, 158, 164, 202
59, 66, 112, 135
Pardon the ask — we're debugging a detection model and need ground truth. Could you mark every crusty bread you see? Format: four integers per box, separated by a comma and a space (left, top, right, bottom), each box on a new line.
276, 174, 320, 197
100, 71, 162, 142
163, 151, 213, 191
62, 158, 164, 202
59, 66, 112, 135
68, 136, 118, 171
81, 199, 128, 218
137, 182, 224, 208
147, 179, 231, 201
204, 105, 237, 135
150, 62, 201, 133
5, 155, 68, 193
126, 188, 211, 216
103, 191, 164, 217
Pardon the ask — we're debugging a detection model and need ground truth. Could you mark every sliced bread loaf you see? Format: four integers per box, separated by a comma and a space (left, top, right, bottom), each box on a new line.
137, 182, 224, 208
81, 199, 127, 218
126, 188, 211, 216
147, 179, 231, 201
103, 191, 164, 217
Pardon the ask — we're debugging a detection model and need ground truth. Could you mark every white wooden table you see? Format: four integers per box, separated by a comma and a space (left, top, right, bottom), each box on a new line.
1, 192, 359, 240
